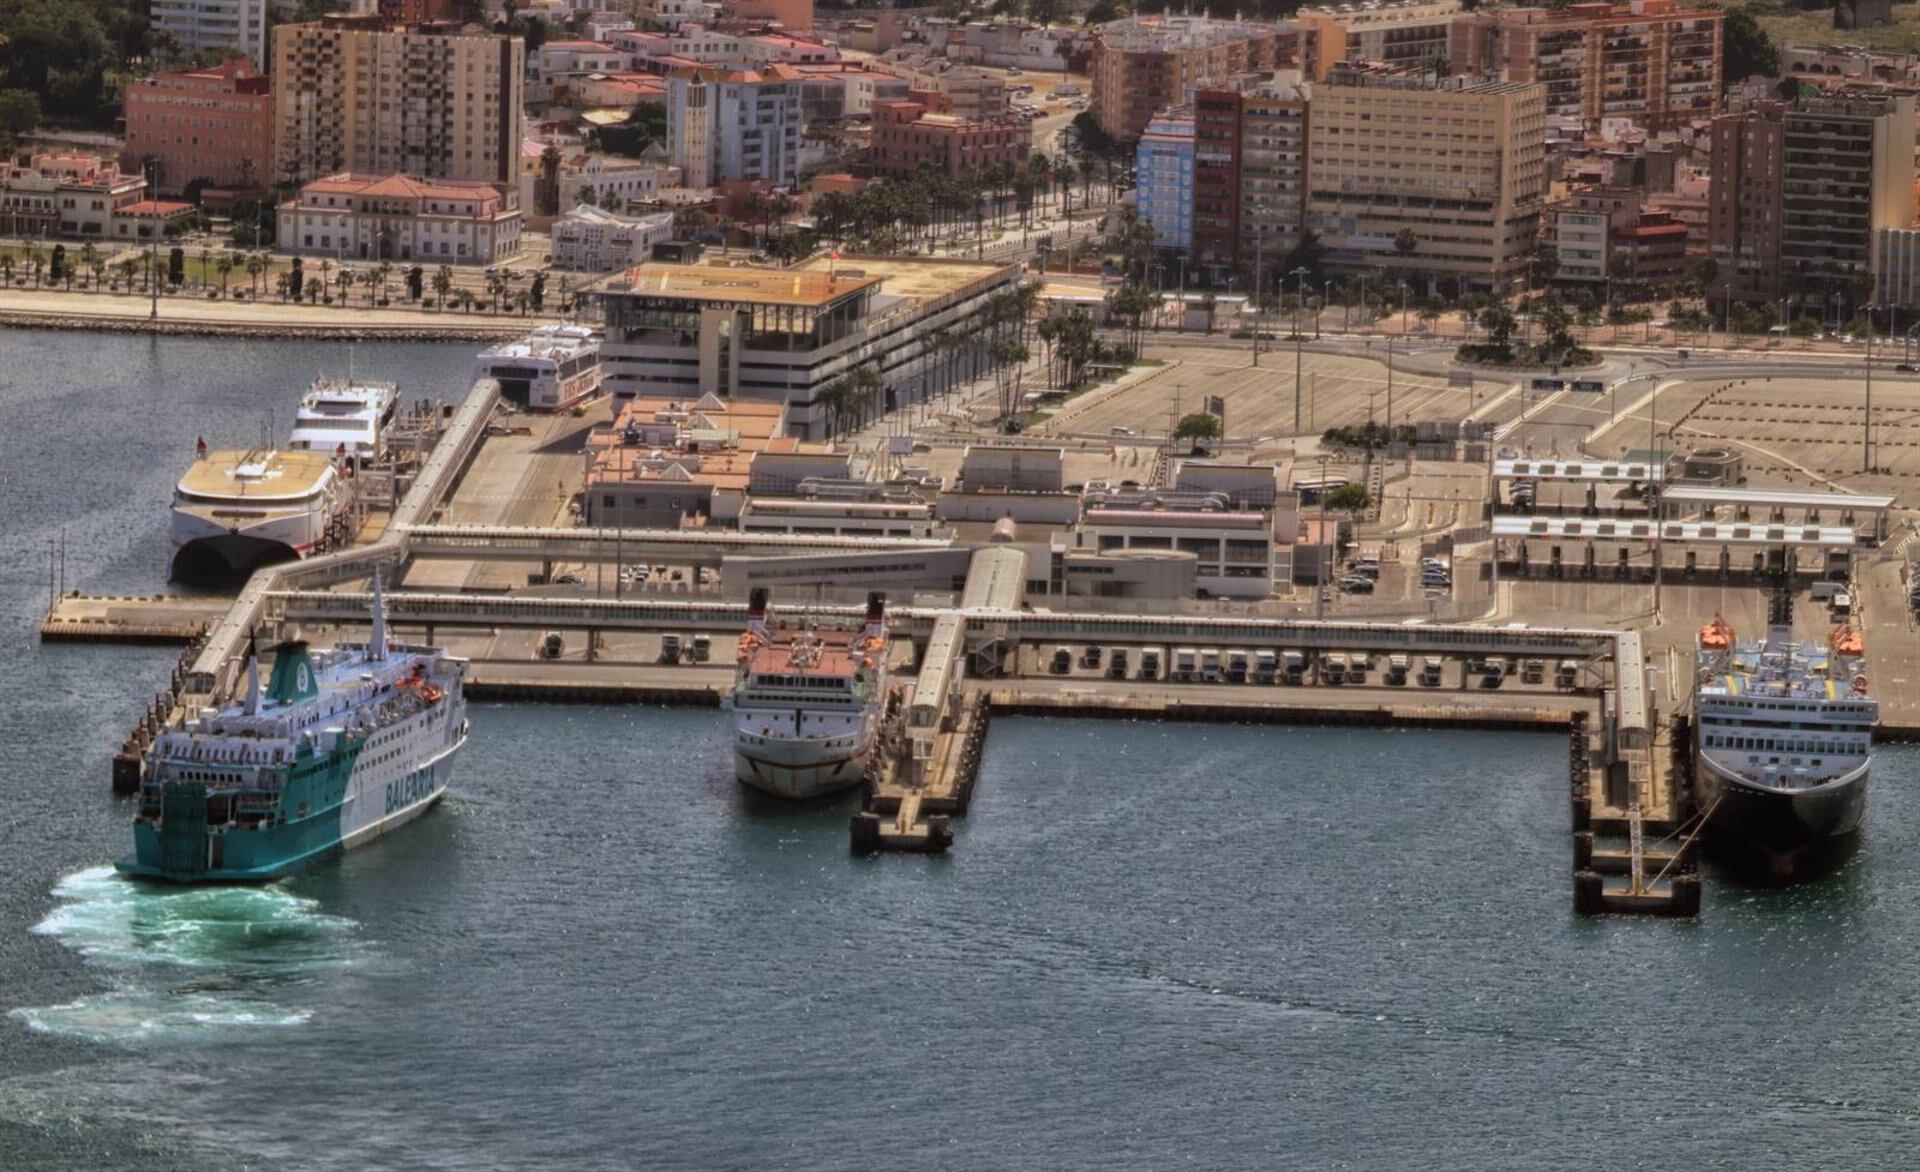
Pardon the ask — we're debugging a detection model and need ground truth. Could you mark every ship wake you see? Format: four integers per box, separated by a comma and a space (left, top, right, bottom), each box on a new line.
10, 866, 365, 1044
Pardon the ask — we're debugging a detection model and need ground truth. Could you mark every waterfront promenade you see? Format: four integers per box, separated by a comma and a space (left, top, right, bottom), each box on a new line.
0, 287, 529, 339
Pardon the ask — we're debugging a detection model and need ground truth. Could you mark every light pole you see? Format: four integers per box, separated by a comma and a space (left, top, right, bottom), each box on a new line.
1291, 265, 1309, 434
1319, 278, 1330, 339
145, 159, 159, 322
1864, 301, 1879, 473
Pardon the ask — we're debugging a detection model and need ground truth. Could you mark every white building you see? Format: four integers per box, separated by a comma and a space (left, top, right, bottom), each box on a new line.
1075, 488, 1286, 599
522, 148, 679, 220
277, 173, 523, 264
550, 204, 676, 272
151, 0, 268, 69
667, 68, 804, 188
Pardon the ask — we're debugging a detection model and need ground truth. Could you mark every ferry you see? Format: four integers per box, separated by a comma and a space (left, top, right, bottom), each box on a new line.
474, 324, 602, 412
1693, 591, 1875, 877
169, 444, 354, 585
118, 582, 468, 883
730, 590, 888, 799
287, 377, 399, 459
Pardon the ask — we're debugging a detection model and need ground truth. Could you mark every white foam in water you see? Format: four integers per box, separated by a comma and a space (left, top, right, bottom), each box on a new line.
9, 866, 361, 1044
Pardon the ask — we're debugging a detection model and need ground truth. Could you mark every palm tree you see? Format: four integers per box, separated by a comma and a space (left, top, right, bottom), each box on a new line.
432, 265, 453, 308
1, 255, 14, 287
78, 242, 97, 288
196, 246, 212, 290
247, 253, 266, 298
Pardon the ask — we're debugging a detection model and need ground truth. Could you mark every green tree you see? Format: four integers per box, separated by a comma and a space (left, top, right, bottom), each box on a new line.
1325, 484, 1373, 513
0, 88, 39, 147
1723, 9, 1780, 86
1174, 411, 1222, 440
166, 246, 185, 286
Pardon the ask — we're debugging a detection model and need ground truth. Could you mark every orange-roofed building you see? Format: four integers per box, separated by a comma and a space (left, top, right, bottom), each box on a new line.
869, 98, 1031, 179
277, 172, 523, 263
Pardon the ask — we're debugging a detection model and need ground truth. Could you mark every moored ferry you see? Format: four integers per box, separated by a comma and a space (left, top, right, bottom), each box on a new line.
474, 324, 602, 412
169, 445, 354, 585
1693, 592, 1875, 878
288, 377, 399, 459
730, 590, 888, 799
118, 584, 468, 883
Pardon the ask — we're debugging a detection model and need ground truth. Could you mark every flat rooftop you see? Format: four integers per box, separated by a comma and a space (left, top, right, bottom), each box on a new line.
790, 255, 1015, 308
599, 264, 881, 308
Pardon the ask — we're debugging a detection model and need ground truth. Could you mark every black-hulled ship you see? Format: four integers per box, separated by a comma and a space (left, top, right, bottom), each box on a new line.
1693, 588, 1874, 878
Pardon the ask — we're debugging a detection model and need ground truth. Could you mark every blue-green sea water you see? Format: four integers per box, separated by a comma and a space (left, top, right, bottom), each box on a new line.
4, 330, 1920, 1168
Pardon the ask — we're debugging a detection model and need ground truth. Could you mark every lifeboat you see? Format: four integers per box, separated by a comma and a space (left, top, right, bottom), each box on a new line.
1832, 625, 1864, 656
1699, 615, 1734, 650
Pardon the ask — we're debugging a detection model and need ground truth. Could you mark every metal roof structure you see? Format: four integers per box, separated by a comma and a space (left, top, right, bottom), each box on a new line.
1659, 486, 1895, 512
1492, 516, 1859, 547
1494, 458, 1664, 483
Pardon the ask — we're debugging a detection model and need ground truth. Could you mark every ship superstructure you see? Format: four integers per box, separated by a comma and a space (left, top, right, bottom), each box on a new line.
118, 583, 468, 883
474, 324, 602, 412
1693, 590, 1875, 876
288, 377, 399, 458
730, 590, 888, 799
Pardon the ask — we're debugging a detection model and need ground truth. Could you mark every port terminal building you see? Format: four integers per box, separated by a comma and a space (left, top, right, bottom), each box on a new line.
592, 256, 1022, 439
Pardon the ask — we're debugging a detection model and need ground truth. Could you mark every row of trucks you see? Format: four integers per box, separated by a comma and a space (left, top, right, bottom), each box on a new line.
1161, 649, 1579, 689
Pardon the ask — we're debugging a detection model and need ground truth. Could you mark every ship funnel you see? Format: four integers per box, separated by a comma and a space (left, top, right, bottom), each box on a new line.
243, 629, 262, 715
265, 640, 320, 706
747, 587, 770, 640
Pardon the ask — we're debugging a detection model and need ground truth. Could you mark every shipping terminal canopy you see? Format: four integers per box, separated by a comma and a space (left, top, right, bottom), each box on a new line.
1659, 486, 1895, 513
1494, 458, 1664, 483
1491, 516, 1859, 547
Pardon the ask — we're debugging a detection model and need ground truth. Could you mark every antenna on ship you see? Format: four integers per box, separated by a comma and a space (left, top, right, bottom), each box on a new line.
243, 628, 262, 715
368, 568, 389, 662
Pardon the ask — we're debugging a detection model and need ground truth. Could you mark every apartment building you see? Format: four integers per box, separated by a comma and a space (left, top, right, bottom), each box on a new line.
1306, 66, 1546, 292
1135, 109, 1196, 250
726, 0, 814, 32
1191, 89, 1242, 280
1239, 72, 1313, 268
1090, 16, 1311, 142
1782, 95, 1916, 314
150, 0, 269, 69
592, 256, 1022, 439
868, 99, 1031, 179
1449, 0, 1722, 132
276, 172, 523, 263
550, 205, 676, 272
1707, 102, 1785, 303
0, 153, 148, 238
1298, 0, 1462, 78
121, 59, 274, 196
868, 50, 1009, 120
666, 67, 803, 188
270, 16, 524, 188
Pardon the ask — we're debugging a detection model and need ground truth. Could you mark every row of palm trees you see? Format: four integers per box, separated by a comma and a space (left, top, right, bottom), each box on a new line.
808, 151, 1118, 257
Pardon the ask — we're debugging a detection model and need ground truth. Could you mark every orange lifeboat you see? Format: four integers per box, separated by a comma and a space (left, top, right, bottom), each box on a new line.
1832, 625, 1864, 656
1699, 615, 1734, 650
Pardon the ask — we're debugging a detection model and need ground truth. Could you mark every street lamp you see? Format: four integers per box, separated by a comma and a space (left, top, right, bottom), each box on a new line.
1319, 278, 1331, 339
1291, 265, 1310, 433
1398, 280, 1410, 338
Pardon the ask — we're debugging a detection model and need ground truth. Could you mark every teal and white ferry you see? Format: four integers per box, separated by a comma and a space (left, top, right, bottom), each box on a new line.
118, 587, 468, 883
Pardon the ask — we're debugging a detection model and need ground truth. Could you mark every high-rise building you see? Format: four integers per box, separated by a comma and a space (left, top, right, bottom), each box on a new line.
1307, 65, 1546, 292
1135, 109, 1196, 251
666, 67, 804, 188
1707, 102, 1784, 304
1191, 89, 1243, 280
1782, 95, 1915, 315
121, 59, 274, 196
1449, 0, 1722, 132
270, 16, 525, 188
1090, 16, 1313, 142
1235, 72, 1311, 282
1297, 0, 1462, 79
150, 0, 269, 70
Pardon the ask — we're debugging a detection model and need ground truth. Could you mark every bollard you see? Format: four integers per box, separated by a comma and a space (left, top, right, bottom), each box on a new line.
1670, 873, 1702, 916
1573, 870, 1604, 915
849, 811, 882, 856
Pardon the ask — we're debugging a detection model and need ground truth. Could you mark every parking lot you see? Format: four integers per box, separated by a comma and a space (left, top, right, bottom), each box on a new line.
1045, 347, 1486, 441
1017, 641, 1590, 694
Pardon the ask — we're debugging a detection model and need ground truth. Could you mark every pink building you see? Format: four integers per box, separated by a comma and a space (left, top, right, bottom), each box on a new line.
121, 59, 274, 197
868, 98, 1031, 180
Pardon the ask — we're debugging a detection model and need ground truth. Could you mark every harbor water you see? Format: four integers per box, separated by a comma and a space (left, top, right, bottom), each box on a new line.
6, 330, 1920, 1167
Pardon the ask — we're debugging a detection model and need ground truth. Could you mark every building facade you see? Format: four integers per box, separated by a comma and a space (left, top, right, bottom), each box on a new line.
121, 60, 274, 196
1306, 67, 1546, 292
1135, 109, 1196, 251
666, 68, 804, 188
1449, 0, 1722, 132
1192, 88, 1243, 281
1298, 0, 1463, 78
1090, 16, 1305, 142
0, 153, 148, 238
550, 205, 675, 271
1239, 72, 1312, 268
1707, 102, 1785, 303
868, 99, 1031, 179
270, 16, 525, 188
150, 0, 269, 69
276, 172, 523, 264
1780, 95, 1916, 317
594, 257, 1023, 439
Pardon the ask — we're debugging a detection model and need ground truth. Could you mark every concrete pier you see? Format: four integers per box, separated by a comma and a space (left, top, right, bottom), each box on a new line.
42, 594, 230, 643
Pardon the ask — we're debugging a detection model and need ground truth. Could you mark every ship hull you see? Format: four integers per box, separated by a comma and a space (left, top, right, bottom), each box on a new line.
1692, 752, 1868, 879
734, 728, 872, 799
118, 727, 464, 884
